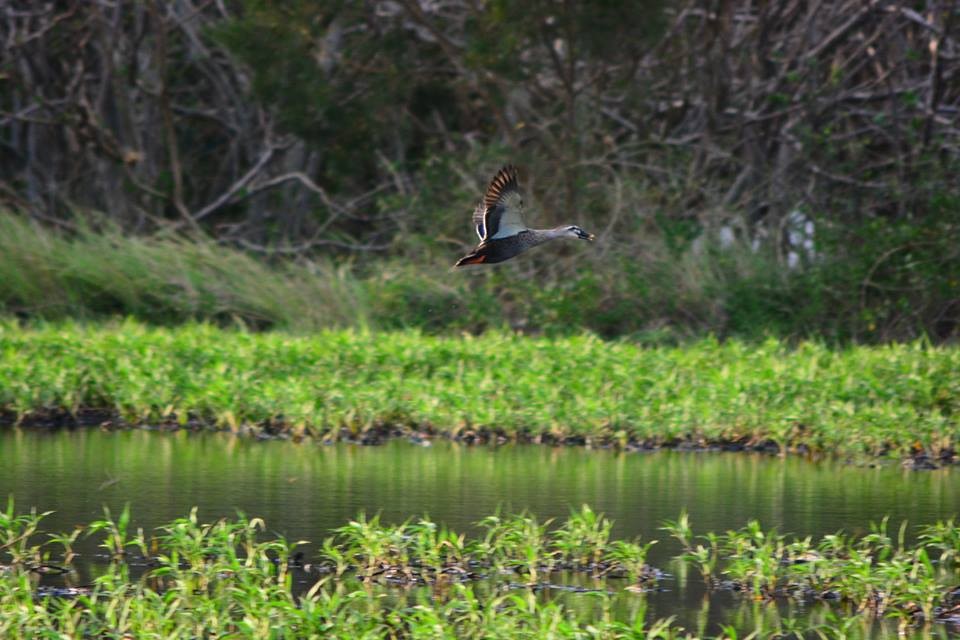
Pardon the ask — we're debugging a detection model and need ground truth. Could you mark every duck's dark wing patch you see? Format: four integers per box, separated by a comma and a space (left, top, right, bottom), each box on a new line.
479, 165, 526, 241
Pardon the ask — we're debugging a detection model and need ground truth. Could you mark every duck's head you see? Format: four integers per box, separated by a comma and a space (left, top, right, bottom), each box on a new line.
565, 225, 595, 241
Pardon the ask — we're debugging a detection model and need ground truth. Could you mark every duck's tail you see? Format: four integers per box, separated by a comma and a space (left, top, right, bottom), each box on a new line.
454, 252, 487, 267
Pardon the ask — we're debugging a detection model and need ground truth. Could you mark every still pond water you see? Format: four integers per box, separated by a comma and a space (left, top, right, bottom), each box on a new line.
3, 428, 960, 636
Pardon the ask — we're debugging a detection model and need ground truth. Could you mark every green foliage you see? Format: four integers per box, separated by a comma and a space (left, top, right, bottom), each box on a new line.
210, 1, 423, 182
2, 207, 958, 341
323, 507, 655, 586
0, 497, 50, 567
805, 202, 960, 342
5, 1, 958, 351
464, 0, 664, 75
210, 1, 664, 186
671, 514, 960, 628
0, 502, 674, 638
86, 504, 137, 560
0, 214, 366, 330
5, 501, 960, 637
0, 322, 958, 458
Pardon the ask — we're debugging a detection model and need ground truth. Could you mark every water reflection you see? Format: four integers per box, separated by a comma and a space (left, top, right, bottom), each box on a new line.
2, 428, 959, 636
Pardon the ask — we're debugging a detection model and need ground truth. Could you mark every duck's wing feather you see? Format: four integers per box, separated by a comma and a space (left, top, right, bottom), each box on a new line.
472, 204, 486, 241
474, 165, 527, 241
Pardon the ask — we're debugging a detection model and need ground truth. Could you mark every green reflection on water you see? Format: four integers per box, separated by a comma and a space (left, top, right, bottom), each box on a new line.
2, 428, 959, 637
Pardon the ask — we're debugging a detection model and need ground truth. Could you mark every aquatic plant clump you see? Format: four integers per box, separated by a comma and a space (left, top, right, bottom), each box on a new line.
0, 503, 670, 639
662, 513, 960, 632
5, 503, 960, 638
0, 321, 958, 459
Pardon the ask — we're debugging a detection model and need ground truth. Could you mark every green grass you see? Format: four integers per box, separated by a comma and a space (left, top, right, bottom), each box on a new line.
1, 321, 958, 458
12, 210, 952, 342
0, 211, 786, 339
5, 501, 960, 638
0, 214, 370, 330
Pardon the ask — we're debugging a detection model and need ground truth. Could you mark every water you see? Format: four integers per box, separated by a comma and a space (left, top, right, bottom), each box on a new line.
3, 428, 960, 636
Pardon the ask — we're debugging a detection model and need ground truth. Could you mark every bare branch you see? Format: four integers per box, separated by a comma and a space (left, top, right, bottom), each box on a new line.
192, 145, 278, 223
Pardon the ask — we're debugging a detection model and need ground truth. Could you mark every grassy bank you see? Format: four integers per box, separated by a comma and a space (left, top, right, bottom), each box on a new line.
3, 212, 957, 342
0, 212, 786, 339
1, 321, 957, 459
5, 502, 960, 638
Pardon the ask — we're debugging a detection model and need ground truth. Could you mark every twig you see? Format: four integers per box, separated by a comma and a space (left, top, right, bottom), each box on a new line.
192, 145, 277, 222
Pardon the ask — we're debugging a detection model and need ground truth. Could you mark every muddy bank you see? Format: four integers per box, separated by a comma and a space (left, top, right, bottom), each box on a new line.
3, 406, 953, 469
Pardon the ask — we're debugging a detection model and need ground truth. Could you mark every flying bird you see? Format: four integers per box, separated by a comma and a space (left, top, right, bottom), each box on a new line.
454, 165, 594, 267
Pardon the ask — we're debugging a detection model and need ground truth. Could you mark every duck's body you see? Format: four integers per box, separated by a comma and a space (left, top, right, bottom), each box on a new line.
454, 165, 594, 267
458, 227, 581, 265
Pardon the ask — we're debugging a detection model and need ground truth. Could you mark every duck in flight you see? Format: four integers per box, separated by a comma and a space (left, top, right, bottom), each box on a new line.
454, 165, 594, 267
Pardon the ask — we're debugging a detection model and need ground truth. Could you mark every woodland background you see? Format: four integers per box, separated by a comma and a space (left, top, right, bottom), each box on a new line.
1, 0, 958, 341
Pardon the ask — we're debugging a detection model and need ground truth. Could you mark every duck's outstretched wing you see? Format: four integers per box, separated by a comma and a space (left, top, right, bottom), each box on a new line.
472, 165, 527, 241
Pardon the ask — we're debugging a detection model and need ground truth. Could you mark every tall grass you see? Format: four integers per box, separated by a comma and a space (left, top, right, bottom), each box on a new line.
1, 321, 957, 458
0, 214, 368, 330
0, 212, 806, 339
